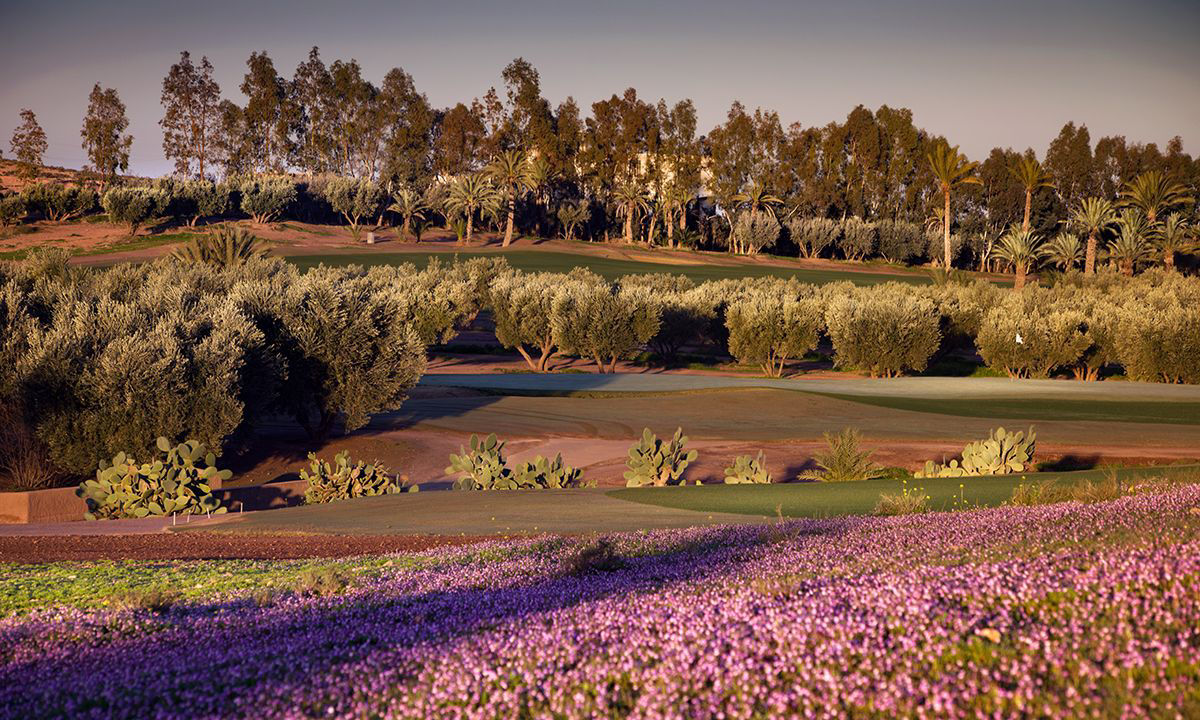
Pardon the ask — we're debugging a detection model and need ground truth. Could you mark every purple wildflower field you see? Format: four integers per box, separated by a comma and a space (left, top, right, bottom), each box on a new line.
2, 487, 1199, 719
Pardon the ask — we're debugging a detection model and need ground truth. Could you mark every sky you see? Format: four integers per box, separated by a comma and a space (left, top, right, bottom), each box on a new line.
2, 0, 1197, 176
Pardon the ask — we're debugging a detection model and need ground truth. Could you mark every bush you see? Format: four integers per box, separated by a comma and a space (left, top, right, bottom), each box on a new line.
239, 175, 296, 224
916, 427, 1037, 478
838, 217, 876, 261
726, 294, 823, 376
732, 212, 780, 255
20, 183, 96, 221
786, 217, 838, 259
975, 291, 1091, 378
551, 282, 659, 373
77, 437, 229, 520
798, 427, 884, 483
724, 451, 772, 484
875, 219, 924, 264
874, 482, 929, 515
825, 285, 941, 377
0, 195, 26, 226
624, 427, 698, 487
1115, 288, 1200, 384
301, 451, 405, 504
102, 186, 165, 234
172, 226, 267, 268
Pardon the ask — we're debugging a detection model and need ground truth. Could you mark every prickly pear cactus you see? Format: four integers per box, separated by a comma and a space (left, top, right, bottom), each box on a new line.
624, 427, 699, 487
446, 433, 518, 490
302, 451, 403, 504
512, 453, 593, 489
916, 426, 1037, 478
724, 451, 772, 484
77, 437, 230, 520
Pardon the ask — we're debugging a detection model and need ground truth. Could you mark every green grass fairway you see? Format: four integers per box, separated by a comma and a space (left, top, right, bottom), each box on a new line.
285, 250, 933, 285
814, 392, 1200, 425
609, 464, 1200, 518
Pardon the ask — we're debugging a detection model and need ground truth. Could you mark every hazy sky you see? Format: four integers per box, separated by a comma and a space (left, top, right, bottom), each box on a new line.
2, 0, 1197, 176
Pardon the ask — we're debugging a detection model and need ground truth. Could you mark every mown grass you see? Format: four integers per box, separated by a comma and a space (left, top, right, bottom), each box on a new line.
608, 464, 1200, 518
285, 250, 937, 286
815, 392, 1200, 425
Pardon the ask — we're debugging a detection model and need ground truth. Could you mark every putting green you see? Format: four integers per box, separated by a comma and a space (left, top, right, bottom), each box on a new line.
285, 250, 933, 286
610, 465, 1200, 518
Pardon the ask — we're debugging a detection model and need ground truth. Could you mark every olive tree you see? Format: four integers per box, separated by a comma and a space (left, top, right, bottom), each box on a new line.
726, 294, 824, 376
20, 183, 96, 222
825, 285, 941, 377
786, 217, 839, 259
489, 271, 573, 371
551, 282, 660, 373
315, 176, 386, 242
239, 175, 296, 224
102, 186, 165, 235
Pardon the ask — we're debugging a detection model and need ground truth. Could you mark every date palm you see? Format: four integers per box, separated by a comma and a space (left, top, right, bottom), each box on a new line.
613, 180, 650, 245
387, 186, 428, 242
1070, 197, 1118, 275
927, 142, 980, 270
993, 226, 1045, 290
1120, 170, 1194, 225
732, 181, 783, 219
1156, 213, 1194, 271
661, 182, 692, 248
1008, 156, 1054, 231
1043, 232, 1084, 271
443, 174, 499, 244
1107, 209, 1157, 276
484, 150, 531, 247
525, 155, 554, 236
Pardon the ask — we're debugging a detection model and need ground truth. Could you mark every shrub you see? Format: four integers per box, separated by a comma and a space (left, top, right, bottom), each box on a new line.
77, 437, 230, 520
292, 568, 352, 597
838, 217, 876, 261
786, 217, 838, 258
110, 588, 180, 612
726, 294, 823, 376
102, 186, 165, 234
1114, 290, 1200, 384
239, 175, 296, 224
798, 428, 884, 483
172, 226, 267, 268
624, 427, 698, 487
314, 176, 387, 242
301, 451, 405, 504
874, 482, 929, 515
567, 539, 625, 574
825, 286, 941, 377
875, 219, 924, 264
446, 433, 513, 490
20, 183, 96, 221
916, 427, 1036, 478
512, 454, 591, 489
732, 212, 780, 255
551, 282, 659, 373
724, 451, 772, 484
975, 291, 1091, 378
0, 195, 25, 226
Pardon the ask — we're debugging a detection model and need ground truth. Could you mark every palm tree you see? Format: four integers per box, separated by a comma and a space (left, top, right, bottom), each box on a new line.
443, 174, 499, 244
993, 226, 1044, 289
1156, 213, 1194, 271
1043, 232, 1084, 271
732, 181, 783, 219
661, 181, 692, 248
927, 142, 981, 270
484, 150, 531, 247
557, 201, 589, 240
1120, 170, 1194, 225
524, 155, 554, 236
387, 186, 428, 242
1070, 197, 1118, 275
613, 180, 650, 245
1107, 209, 1157, 276
1008, 155, 1054, 232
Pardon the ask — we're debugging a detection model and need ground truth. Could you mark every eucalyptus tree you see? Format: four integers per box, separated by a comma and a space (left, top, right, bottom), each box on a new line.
1156, 213, 1194, 271
1043, 232, 1084, 271
994, 227, 1044, 289
9, 109, 47, 181
927, 142, 981, 269
1120, 170, 1194, 225
1008, 155, 1054, 232
240, 51, 290, 173
485, 149, 531, 246
80, 85, 132, 190
160, 51, 222, 179
1070, 197, 1118, 275
1108, 209, 1157, 276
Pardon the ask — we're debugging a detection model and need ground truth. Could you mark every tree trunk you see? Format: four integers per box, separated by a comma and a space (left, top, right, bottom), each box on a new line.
1121, 259, 1133, 277
666, 208, 675, 248
942, 188, 952, 270
624, 202, 634, 244
466, 213, 474, 242
1084, 231, 1097, 275
503, 188, 515, 247
1022, 190, 1032, 232
514, 346, 538, 372
402, 215, 412, 241
1165, 250, 1176, 271
1014, 264, 1026, 290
